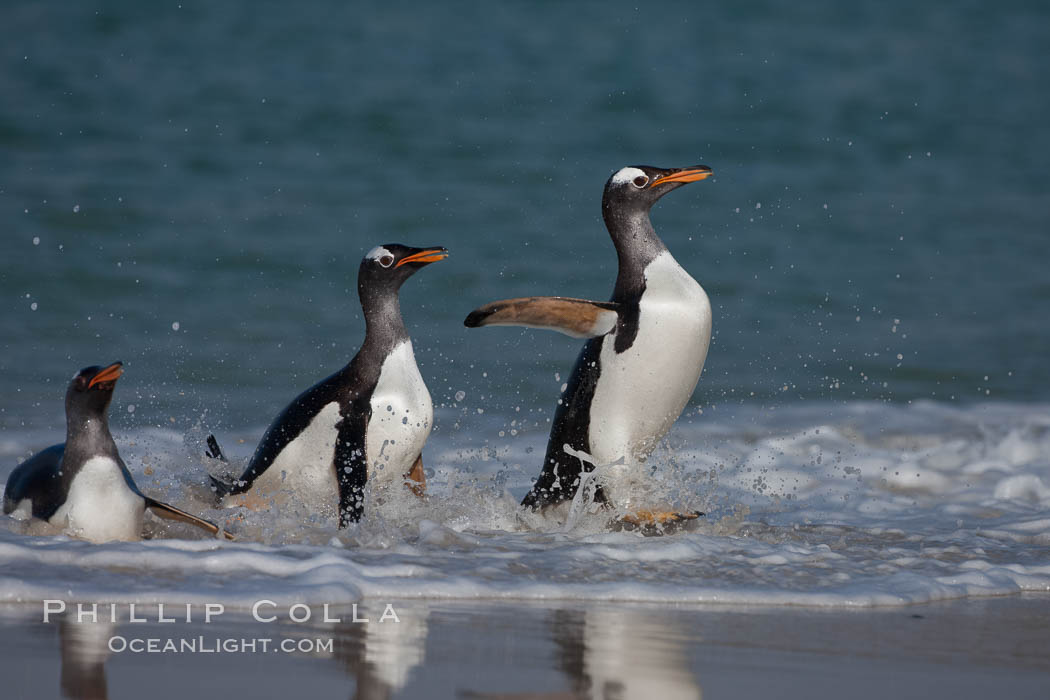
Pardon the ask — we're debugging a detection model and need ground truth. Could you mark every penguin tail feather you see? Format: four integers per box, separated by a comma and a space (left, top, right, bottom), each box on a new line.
464, 296, 619, 339
205, 434, 227, 462
208, 474, 234, 500
144, 497, 235, 540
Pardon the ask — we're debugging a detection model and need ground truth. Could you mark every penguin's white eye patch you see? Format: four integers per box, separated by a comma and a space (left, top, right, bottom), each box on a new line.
366, 246, 395, 267
610, 166, 648, 188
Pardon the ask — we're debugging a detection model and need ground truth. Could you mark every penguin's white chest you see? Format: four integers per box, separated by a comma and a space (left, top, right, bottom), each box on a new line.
365, 341, 433, 482
51, 457, 145, 543
245, 400, 342, 506
588, 252, 711, 476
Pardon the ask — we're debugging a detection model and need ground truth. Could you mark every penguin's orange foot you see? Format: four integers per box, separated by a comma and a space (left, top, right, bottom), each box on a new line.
405, 454, 427, 500
225, 491, 274, 512
611, 509, 704, 536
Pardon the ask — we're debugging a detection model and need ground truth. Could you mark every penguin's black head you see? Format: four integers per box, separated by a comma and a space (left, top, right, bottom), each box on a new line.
358, 244, 448, 294
65, 362, 123, 415
602, 165, 713, 215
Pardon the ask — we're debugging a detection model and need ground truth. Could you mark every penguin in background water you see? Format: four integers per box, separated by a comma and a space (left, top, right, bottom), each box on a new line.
465, 165, 714, 529
209, 244, 448, 528
3, 362, 230, 543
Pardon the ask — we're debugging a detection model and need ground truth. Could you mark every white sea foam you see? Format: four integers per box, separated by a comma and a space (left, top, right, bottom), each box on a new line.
1, 401, 1049, 608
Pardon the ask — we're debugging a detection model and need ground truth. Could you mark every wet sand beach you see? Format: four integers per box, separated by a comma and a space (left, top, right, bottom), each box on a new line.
3, 596, 1049, 699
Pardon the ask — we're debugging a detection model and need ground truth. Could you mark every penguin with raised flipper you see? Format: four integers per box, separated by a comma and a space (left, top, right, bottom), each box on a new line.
465, 166, 714, 531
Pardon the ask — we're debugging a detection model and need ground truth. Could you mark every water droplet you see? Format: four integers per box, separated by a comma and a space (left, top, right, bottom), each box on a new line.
454, 390, 465, 402
171, 321, 180, 331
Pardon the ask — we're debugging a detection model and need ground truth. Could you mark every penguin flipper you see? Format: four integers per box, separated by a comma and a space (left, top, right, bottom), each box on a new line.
464, 297, 620, 338
334, 404, 371, 528
144, 497, 235, 540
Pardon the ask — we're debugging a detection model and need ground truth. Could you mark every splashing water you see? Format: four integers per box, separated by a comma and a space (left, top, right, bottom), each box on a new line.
2, 401, 1049, 608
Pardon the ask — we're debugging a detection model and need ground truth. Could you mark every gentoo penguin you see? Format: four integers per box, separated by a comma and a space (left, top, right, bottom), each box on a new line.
3, 362, 230, 543
465, 165, 713, 525
211, 244, 447, 527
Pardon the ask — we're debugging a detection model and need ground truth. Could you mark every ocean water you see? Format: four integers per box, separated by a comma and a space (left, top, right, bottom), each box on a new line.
1, 0, 1049, 617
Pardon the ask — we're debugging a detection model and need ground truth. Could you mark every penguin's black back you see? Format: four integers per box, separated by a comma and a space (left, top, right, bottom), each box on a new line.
3, 444, 66, 519
227, 351, 381, 495
522, 338, 608, 509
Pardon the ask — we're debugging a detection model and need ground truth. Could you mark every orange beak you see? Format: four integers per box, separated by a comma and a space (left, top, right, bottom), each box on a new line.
395, 248, 449, 268
650, 166, 714, 187
88, 362, 124, 388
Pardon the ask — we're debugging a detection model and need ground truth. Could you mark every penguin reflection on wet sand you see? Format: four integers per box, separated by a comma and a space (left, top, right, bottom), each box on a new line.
210, 245, 448, 527
465, 165, 714, 530
460, 607, 702, 700
2, 362, 230, 543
